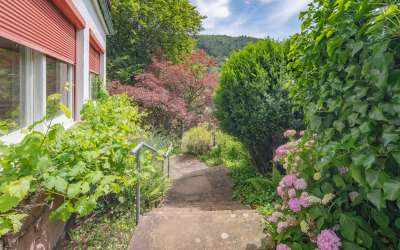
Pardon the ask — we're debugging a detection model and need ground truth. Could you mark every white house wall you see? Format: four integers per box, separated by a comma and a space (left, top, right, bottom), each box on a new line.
72, 0, 108, 118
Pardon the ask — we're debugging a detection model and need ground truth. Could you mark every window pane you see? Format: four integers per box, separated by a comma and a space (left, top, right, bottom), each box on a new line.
0, 38, 25, 133
46, 57, 71, 116
90, 73, 99, 100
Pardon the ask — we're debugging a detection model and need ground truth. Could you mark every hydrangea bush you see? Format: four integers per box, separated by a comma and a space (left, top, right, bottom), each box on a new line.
269, 129, 400, 249
268, 131, 348, 249
266, 0, 400, 249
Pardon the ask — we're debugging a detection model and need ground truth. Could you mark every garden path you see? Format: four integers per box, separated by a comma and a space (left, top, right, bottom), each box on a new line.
128, 155, 270, 250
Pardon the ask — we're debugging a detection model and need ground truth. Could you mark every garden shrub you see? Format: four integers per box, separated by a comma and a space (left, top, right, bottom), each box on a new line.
109, 50, 218, 136
0, 94, 169, 237
214, 39, 294, 173
203, 131, 251, 167
267, 1, 400, 249
181, 124, 212, 155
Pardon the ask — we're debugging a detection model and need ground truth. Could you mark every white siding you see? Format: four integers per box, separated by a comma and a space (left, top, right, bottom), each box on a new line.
72, 0, 108, 118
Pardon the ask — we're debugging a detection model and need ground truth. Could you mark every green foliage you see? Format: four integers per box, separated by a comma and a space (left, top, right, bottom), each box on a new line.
214, 39, 295, 173
108, 0, 203, 82
64, 157, 169, 249
181, 124, 212, 155
200, 131, 279, 212
196, 35, 259, 66
272, 0, 400, 249
0, 94, 169, 237
65, 199, 137, 250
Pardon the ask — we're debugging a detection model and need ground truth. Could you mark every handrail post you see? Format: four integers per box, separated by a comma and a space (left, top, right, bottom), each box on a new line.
135, 149, 141, 225
131, 142, 172, 226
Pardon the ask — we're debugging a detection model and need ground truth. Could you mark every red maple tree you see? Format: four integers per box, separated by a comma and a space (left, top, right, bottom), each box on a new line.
109, 50, 218, 133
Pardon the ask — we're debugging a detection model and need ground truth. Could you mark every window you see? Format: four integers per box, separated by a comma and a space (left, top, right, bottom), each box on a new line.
0, 38, 27, 133
46, 56, 73, 116
0, 37, 75, 143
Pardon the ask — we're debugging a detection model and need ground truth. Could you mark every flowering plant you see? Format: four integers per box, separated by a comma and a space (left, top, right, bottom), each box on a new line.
268, 127, 400, 250
268, 130, 342, 250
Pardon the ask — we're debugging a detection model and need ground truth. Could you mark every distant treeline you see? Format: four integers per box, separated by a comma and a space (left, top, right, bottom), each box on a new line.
196, 35, 259, 66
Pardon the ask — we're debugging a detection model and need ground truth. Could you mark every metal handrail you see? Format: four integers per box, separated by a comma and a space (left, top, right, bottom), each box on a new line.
131, 142, 173, 225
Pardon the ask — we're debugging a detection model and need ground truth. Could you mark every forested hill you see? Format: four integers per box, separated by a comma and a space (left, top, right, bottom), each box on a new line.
196, 35, 259, 65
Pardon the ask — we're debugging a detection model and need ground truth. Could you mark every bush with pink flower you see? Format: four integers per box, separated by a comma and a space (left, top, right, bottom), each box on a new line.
267, 126, 400, 249
267, 130, 344, 250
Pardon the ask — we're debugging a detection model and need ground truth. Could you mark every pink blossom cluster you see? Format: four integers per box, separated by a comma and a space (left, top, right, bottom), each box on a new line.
283, 129, 297, 138
276, 175, 311, 213
316, 229, 341, 250
273, 140, 301, 162
276, 243, 291, 250
275, 144, 289, 160
267, 212, 297, 233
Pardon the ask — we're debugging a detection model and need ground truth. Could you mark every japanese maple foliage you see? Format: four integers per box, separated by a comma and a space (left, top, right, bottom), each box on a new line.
110, 50, 218, 134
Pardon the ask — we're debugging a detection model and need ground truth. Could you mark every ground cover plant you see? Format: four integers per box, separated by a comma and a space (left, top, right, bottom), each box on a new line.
0, 93, 169, 242
266, 1, 400, 249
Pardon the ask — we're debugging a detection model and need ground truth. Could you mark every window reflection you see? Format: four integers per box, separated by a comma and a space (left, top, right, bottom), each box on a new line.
0, 38, 25, 133
90, 73, 100, 100
46, 56, 72, 117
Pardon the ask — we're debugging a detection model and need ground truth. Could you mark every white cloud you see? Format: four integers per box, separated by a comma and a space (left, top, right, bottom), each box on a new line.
265, 0, 311, 25
191, 0, 231, 29
190, 0, 310, 39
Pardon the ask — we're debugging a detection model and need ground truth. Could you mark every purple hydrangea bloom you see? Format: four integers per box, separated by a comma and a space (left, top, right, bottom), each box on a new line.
277, 186, 285, 198
288, 188, 297, 199
317, 229, 341, 250
277, 221, 289, 233
276, 243, 291, 250
294, 178, 307, 190
288, 198, 302, 212
282, 175, 298, 187
275, 145, 288, 158
299, 192, 311, 208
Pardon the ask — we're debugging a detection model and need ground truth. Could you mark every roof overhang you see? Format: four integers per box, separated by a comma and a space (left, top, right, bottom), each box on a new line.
92, 0, 114, 35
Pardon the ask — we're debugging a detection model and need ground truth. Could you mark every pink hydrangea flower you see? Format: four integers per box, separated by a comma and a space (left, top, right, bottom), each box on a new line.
275, 145, 288, 158
294, 178, 307, 190
282, 175, 298, 187
277, 186, 285, 198
277, 221, 289, 233
288, 198, 302, 212
299, 192, 311, 208
299, 130, 305, 136
267, 212, 283, 224
284, 129, 297, 138
288, 188, 297, 199
276, 243, 291, 250
317, 229, 341, 250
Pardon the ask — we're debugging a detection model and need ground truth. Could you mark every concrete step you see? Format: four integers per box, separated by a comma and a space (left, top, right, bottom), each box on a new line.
146, 208, 259, 216
132, 207, 268, 250
160, 201, 251, 210
128, 156, 270, 250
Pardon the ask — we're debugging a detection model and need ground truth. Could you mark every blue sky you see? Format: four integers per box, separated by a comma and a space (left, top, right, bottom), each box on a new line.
189, 0, 311, 39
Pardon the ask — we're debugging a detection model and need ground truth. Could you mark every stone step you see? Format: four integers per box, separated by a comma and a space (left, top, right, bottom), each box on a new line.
160, 201, 251, 210
131, 207, 269, 250
146, 209, 260, 217
128, 157, 269, 250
